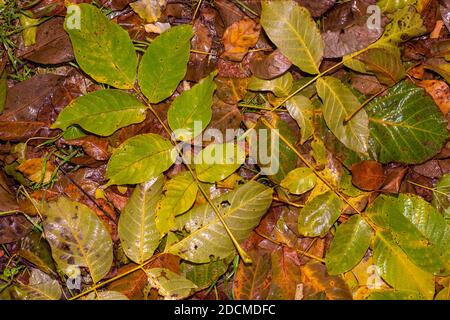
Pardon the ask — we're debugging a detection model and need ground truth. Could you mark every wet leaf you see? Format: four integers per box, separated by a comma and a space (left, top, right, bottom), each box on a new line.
280, 167, 317, 195
372, 231, 435, 299
130, 0, 167, 23
285, 94, 314, 144
181, 255, 234, 290
64, 4, 137, 89
222, 17, 261, 62
317, 77, 370, 154
195, 142, 246, 183
43, 197, 113, 283
350, 160, 386, 191
85, 291, 129, 300
432, 174, 450, 218
52, 90, 147, 136
298, 191, 344, 237
367, 82, 448, 164
325, 215, 373, 275
169, 181, 273, 263
167, 72, 217, 142
118, 176, 164, 264
0, 215, 32, 244
248, 73, 293, 98
233, 248, 272, 300
15, 269, 62, 300
249, 50, 292, 80
147, 267, 197, 300
267, 247, 302, 300
17, 158, 56, 184
138, 25, 193, 104
301, 262, 353, 300
106, 133, 176, 186
261, 0, 324, 74
367, 194, 450, 276
21, 17, 74, 64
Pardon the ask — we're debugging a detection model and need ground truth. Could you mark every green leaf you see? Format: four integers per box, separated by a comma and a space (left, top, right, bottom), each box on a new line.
367, 82, 448, 164
155, 172, 198, 236
146, 267, 197, 300
106, 133, 176, 186
168, 72, 217, 141
432, 174, 450, 218
367, 194, 450, 275
254, 113, 297, 183
298, 191, 344, 237
62, 126, 87, 140
138, 25, 193, 103
43, 197, 113, 283
260, 0, 324, 74
64, 4, 137, 89
373, 231, 435, 299
15, 269, 62, 300
280, 167, 316, 195
325, 215, 373, 275
345, 6, 425, 72
367, 290, 422, 300
285, 94, 314, 144
163, 172, 198, 216
248, 73, 293, 97
181, 256, 234, 290
377, 0, 416, 13
169, 181, 273, 263
118, 176, 164, 264
357, 47, 405, 86
317, 77, 370, 154
52, 90, 146, 136
195, 142, 246, 183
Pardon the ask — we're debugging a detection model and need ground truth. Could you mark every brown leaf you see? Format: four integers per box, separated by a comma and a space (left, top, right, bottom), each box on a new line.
301, 262, 352, 300
214, 0, 246, 27
215, 77, 249, 104
418, 80, 450, 114
440, 0, 450, 31
413, 159, 444, 178
0, 171, 19, 213
204, 99, 243, 143
0, 74, 66, 123
64, 136, 110, 161
20, 17, 74, 64
0, 214, 32, 244
17, 158, 56, 184
381, 165, 408, 194
99, 0, 133, 10
249, 49, 292, 80
0, 121, 48, 142
296, 0, 337, 18
350, 74, 385, 95
351, 160, 386, 191
221, 17, 260, 62
233, 248, 272, 300
267, 247, 302, 300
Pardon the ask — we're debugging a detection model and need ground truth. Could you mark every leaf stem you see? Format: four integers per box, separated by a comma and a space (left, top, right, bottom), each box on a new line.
132, 87, 253, 264
343, 89, 386, 124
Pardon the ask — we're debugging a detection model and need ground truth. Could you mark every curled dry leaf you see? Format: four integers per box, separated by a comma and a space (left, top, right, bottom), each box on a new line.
351, 160, 386, 191
221, 17, 261, 62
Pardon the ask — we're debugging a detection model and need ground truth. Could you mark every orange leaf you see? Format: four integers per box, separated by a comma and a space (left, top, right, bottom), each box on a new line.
17, 158, 56, 184
418, 80, 450, 115
222, 17, 261, 62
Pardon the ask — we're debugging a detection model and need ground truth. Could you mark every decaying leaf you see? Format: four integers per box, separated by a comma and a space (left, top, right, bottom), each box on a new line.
222, 17, 261, 62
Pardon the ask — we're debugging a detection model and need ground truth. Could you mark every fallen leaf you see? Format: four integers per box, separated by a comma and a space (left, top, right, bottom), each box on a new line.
418, 80, 450, 114
221, 17, 261, 62
351, 160, 386, 191
17, 158, 56, 184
